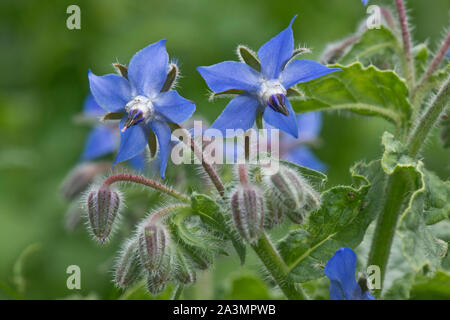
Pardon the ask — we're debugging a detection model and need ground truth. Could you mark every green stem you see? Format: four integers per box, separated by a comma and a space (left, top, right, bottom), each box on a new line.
251, 233, 308, 300
367, 169, 410, 294
170, 284, 184, 300
407, 77, 450, 157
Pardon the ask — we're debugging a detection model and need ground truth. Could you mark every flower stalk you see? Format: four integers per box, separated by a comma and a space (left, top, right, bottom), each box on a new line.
102, 174, 190, 203
251, 233, 308, 300
395, 0, 415, 88
411, 33, 450, 103
408, 77, 450, 157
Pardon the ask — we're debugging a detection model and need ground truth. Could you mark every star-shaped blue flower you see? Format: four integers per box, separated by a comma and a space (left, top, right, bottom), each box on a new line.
325, 247, 375, 300
80, 95, 146, 171
88, 40, 196, 178
197, 16, 340, 138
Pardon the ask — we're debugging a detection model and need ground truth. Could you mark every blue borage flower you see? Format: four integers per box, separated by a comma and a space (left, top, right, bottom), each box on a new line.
280, 112, 326, 172
88, 40, 196, 178
361, 0, 369, 5
81, 95, 146, 171
325, 247, 375, 300
197, 16, 340, 138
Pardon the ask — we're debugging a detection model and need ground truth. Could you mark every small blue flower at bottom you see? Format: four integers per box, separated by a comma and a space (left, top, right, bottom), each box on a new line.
81, 95, 146, 171
324, 247, 375, 300
197, 16, 340, 138
88, 40, 195, 178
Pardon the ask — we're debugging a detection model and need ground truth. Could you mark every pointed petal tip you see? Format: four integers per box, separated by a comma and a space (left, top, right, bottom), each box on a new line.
289, 15, 298, 27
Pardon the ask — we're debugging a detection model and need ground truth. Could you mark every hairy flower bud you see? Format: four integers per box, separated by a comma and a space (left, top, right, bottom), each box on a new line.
114, 240, 142, 288
173, 248, 196, 285
264, 167, 320, 224
230, 185, 264, 243
87, 186, 121, 242
138, 222, 169, 272
61, 162, 111, 200
146, 251, 172, 295
264, 197, 284, 229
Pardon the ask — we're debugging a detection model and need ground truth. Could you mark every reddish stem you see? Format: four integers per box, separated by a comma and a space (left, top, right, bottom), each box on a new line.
102, 173, 190, 203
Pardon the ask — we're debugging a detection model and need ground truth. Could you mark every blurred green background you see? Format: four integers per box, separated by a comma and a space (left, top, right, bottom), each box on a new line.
0, 0, 448, 299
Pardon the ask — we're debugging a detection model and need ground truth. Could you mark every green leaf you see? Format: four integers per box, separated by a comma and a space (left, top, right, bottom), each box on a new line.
191, 193, 246, 264
291, 62, 412, 129
278, 161, 383, 283
339, 26, 400, 67
279, 160, 327, 190
224, 274, 274, 300
412, 44, 429, 78
381, 132, 448, 273
397, 163, 448, 272
410, 271, 450, 300
13, 243, 41, 298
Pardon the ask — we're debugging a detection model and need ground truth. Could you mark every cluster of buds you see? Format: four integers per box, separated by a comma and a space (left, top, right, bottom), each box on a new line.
229, 163, 321, 242
263, 166, 321, 226
112, 206, 209, 295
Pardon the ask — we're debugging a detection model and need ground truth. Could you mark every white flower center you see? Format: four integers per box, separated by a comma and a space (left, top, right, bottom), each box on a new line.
259, 80, 287, 105
125, 95, 155, 121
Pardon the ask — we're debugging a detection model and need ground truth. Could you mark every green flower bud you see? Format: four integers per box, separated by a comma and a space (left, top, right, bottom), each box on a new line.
230, 185, 264, 243
264, 197, 284, 229
114, 239, 142, 288
86, 186, 121, 243
146, 250, 172, 296
138, 222, 169, 273
264, 167, 320, 224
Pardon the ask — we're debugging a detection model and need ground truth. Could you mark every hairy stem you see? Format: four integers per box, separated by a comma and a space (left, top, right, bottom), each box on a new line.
170, 284, 184, 300
367, 170, 410, 294
411, 33, 450, 103
102, 174, 190, 203
408, 77, 450, 157
395, 0, 415, 88
251, 233, 308, 300
174, 124, 225, 196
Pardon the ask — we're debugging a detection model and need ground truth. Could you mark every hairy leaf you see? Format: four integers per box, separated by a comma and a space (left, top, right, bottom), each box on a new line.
277, 160, 383, 282
291, 62, 412, 129
339, 26, 400, 67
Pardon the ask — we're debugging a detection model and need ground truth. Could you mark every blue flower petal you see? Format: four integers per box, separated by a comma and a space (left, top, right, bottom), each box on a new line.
257, 15, 297, 80
325, 247, 361, 300
149, 120, 172, 178
114, 118, 149, 165
285, 147, 326, 172
88, 71, 131, 112
197, 62, 261, 93
83, 94, 105, 117
153, 90, 196, 123
263, 99, 298, 138
128, 40, 169, 97
362, 291, 376, 300
280, 60, 341, 89
297, 112, 322, 141
329, 279, 346, 300
362, 0, 369, 6
81, 125, 117, 161
128, 152, 146, 172
208, 94, 260, 137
